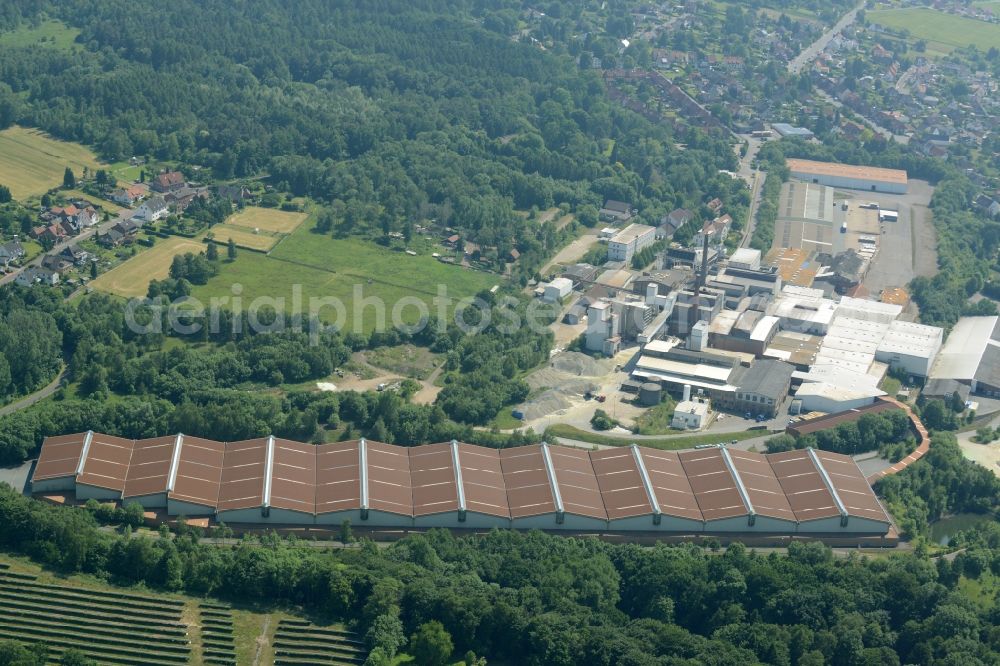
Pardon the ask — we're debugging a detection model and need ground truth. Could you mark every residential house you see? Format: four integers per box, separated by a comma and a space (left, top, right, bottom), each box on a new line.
112, 184, 148, 206
216, 184, 252, 203
164, 187, 208, 213
31, 224, 67, 245
975, 194, 1000, 218
15, 266, 60, 287
444, 234, 460, 248
706, 197, 723, 214
135, 196, 169, 223
97, 227, 125, 248
40, 254, 72, 273
599, 200, 634, 223
0, 238, 24, 268
60, 245, 90, 265
150, 171, 186, 193
659, 208, 693, 239
508, 248, 520, 263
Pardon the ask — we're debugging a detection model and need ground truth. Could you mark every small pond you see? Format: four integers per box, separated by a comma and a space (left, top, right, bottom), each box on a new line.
930, 513, 996, 546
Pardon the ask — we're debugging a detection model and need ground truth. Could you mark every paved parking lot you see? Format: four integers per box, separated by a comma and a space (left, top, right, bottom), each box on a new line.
858, 179, 936, 295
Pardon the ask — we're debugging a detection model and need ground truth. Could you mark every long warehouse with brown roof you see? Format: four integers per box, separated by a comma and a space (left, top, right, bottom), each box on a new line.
28, 432, 893, 536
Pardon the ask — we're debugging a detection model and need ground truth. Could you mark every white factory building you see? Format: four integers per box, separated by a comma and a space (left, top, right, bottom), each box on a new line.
542, 277, 573, 303
607, 223, 656, 263
786, 158, 908, 194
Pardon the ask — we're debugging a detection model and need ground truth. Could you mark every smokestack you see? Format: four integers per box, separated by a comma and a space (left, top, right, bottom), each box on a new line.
698, 227, 711, 293
683, 384, 691, 402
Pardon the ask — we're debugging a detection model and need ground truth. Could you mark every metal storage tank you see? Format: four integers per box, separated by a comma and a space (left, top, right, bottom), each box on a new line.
639, 382, 662, 406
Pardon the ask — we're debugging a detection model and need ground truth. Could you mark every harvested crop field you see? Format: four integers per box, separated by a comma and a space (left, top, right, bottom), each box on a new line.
0, 126, 104, 200
90, 236, 206, 298
226, 206, 308, 233
210, 224, 280, 252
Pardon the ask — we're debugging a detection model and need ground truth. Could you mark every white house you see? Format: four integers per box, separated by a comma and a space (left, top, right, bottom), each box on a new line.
135, 196, 169, 223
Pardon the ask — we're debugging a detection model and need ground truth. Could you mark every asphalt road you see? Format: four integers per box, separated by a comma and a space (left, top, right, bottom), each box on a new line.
787, 2, 865, 75
0, 206, 135, 286
0, 367, 66, 418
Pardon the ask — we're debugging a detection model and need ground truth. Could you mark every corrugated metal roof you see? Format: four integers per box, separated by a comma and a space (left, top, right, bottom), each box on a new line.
123, 436, 175, 499
32, 432, 89, 482
589, 448, 653, 520
678, 449, 748, 522
768, 449, 842, 521
366, 441, 412, 516
409, 443, 458, 517
726, 449, 796, 522
217, 439, 268, 512
548, 446, 607, 521
315, 441, 360, 515
29, 434, 891, 529
76, 433, 134, 492
639, 449, 704, 521
169, 435, 225, 508
500, 447, 556, 519
456, 444, 509, 519
269, 438, 316, 514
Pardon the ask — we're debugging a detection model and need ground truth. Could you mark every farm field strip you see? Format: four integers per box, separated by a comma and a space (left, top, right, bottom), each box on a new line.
0, 126, 105, 199
226, 206, 308, 233
89, 236, 207, 297
211, 223, 280, 251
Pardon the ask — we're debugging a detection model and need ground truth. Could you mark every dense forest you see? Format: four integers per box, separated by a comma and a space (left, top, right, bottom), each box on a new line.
0, 432, 996, 666
0, 286, 549, 464
0, 0, 745, 280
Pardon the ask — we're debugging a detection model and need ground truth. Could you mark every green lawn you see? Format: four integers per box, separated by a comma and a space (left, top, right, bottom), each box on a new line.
868, 8, 1000, 54
543, 424, 771, 450
0, 20, 81, 51
190, 224, 499, 333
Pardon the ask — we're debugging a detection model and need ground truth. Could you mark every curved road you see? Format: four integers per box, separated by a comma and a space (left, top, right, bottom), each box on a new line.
0, 367, 66, 417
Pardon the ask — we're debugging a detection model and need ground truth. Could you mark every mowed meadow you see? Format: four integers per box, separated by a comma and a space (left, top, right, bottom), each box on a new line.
190, 221, 499, 332
0, 126, 105, 199
868, 7, 1000, 54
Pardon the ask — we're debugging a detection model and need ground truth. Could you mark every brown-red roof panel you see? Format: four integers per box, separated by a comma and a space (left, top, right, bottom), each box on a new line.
766, 450, 841, 521
409, 443, 458, 517
315, 441, 360, 514
456, 444, 509, 519
677, 449, 748, 521
77, 433, 135, 492
589, 448, 652, 520
217, 439, 268, 511
727, 449, 796, 522
170, 436, 225, 508
548, 446, 607, 520
32, 432, 88, 481
500, 447, 555, 519
123, 436, 176, 499
366, 441, 412, 516
813, 450, 890, 523
638, 449, 703, 521
269, 438, 316, 514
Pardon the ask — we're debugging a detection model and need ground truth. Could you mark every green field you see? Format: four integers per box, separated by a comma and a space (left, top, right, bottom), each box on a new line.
227, 206, 308, 233
190, 225, 499, 333
0, 126, 105, 200
868, 8, 1000, 54
211, 223, 281, 252
0, 20, 81, 51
